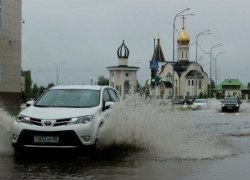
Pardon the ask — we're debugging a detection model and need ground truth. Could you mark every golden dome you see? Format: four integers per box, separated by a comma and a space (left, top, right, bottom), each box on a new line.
177, 27, 190, 45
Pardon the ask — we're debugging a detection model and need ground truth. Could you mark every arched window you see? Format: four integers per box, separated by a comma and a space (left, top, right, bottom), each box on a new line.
166, 73, 172, 82
199, 79, 202, 89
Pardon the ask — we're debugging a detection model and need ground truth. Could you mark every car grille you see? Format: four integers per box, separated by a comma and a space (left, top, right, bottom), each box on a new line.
54, 118, 71, 126
30, 118, 42, 126
30, 118, 71, 126
225, 104, 236, 107
16, 130, 83, 147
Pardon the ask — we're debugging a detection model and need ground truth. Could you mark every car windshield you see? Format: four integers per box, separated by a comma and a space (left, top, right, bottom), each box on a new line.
194, 99, 206, 103
35, 89, 100, 108
224, 98, 237, 103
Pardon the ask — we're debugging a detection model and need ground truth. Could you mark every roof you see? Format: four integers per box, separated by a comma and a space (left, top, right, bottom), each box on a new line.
117, 40, 129, 58
173, 61, 192, 74
216, 79, 247, 90
177, 28, 190, 45
163, 81, 172, 88
185, 70, 203, 77
151, 38, 166, 62
106, 66, 139, 71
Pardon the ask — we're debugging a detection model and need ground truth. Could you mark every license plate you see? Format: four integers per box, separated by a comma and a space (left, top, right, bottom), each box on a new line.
227, 107, 233, 109
34, 136, 59, 143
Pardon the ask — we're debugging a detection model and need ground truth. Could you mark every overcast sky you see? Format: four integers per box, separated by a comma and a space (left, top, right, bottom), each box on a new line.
22, 0, 250, 86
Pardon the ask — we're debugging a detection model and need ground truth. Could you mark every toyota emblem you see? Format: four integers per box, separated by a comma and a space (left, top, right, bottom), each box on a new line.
44, 120, 52, 126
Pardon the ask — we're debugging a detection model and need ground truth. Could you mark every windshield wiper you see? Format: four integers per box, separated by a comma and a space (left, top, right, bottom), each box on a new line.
34, 105, 50, 107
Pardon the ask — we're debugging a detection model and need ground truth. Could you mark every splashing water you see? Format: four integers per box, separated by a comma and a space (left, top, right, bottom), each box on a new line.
97, 96, 233, 160
0, 108, 14, 155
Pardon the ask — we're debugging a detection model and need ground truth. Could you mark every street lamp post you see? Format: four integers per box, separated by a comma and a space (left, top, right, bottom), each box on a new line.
209, 44, 222, 98
172, 8, 192, 106
214, 51, 227, 87
54, 61, 67, 85
195, 30, 210, 98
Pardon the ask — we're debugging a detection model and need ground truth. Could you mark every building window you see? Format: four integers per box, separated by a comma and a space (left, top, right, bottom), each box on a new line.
188, 80, 190, 86
191, 80, 194, 86
198, 79, 202, 89
125, 73, 129, 77
182, 50, 184, 59
166, 73, 172, 82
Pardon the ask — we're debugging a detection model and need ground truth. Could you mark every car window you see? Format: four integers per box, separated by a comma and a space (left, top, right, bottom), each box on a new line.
107, 89, 119, 102
103, 89, 111, 103
195, 99, 206, 103
35, 89, 100, 108
224, 98, 237, 103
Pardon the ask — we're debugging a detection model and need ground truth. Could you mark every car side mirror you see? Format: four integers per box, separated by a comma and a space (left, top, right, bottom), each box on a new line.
103, 101, 115, 111
26, 100, 34, 107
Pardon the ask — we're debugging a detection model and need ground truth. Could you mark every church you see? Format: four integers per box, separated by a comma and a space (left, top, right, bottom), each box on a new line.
151, 17, 208, 99
107, 41, 139, 98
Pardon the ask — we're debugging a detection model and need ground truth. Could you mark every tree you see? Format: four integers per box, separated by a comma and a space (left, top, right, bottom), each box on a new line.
136, 80, 141, 92
46, 83, 55, 89
208, 79, 215, 97
38, 86, 46, 96
97, 75, 109, 85
31, 84, 38, 99
248, 82, 250, 90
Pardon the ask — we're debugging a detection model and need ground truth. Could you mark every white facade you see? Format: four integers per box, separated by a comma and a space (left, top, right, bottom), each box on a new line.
159, 62, 208, 98
107, 41, 139, 98
107, 66, 138, 98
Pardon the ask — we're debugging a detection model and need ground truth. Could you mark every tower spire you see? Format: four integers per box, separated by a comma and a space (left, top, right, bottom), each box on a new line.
182, 15, 186, 29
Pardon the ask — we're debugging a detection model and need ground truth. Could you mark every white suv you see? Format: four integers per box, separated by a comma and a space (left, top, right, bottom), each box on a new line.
12, 85, 119, 152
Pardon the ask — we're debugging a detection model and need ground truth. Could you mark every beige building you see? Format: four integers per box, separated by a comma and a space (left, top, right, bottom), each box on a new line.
0, 0, 22, 112
107, 41, 139, 98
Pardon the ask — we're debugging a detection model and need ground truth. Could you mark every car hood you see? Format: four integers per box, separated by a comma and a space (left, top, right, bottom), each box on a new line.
223, 102, 238, 105
20, 106, 100, 119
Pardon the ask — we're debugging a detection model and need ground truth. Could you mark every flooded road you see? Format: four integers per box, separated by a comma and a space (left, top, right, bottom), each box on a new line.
1, 98, 250, 179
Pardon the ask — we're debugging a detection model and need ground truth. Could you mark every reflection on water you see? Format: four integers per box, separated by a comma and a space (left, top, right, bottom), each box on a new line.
0, 97, 250, 179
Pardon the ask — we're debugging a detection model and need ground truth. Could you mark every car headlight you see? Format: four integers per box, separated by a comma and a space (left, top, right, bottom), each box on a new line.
236, 104, 239, 107
68, 115, 94, 125
16, 115, 31, 124
222, 104, 225, 107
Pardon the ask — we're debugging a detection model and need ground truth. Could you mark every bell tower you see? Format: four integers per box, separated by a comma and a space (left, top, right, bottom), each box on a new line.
177, 16, 190, 63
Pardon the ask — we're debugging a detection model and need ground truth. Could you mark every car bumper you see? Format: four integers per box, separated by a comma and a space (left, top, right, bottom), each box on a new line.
12, 122, 97, 149
191, 105, 207, 110
222, 106, 239, 111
